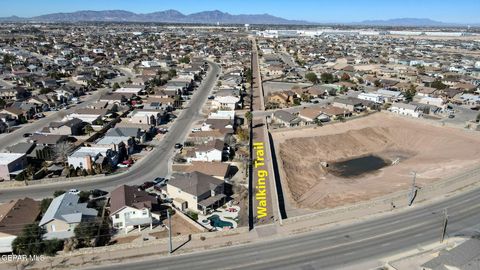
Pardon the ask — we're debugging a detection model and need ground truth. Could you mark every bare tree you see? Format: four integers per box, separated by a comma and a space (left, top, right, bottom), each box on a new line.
54, 142, 74, 165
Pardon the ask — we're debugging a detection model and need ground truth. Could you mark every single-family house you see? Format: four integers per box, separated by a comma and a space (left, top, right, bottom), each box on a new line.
212, 96, 241, 110
0, 198, 40, 253
39, 193, 98, 239
187, 139, 226, 163
167, 171, 226, 214
110, 185, 162, 234
129, 109, 168, 126
298, 107, 330, 124
68, 146, 119, 171
333, 97, 366, 112
272, 110, 302, 127
358, 92, 385, 104
0, 153, 27, 181
44, 118, 85, 136
389, 102, 422, 118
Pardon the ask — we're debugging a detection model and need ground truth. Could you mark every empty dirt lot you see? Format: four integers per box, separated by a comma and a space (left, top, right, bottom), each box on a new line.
273, 113, 480, 210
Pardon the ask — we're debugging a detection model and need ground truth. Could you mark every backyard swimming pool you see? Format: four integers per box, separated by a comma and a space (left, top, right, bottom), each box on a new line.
208, 214, 233, 228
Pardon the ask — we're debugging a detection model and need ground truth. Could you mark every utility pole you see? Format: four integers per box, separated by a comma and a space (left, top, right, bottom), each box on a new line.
408, 171, 417, 206
441, 208, 448, 243
167, 210, 173, 254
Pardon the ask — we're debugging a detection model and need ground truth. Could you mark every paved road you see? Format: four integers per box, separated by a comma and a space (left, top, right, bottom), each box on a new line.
87, 185, 480, 270
0, 61, 220, 201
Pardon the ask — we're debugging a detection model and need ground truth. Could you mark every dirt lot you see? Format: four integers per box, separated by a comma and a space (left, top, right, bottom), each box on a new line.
149, 213, 202, 238
273, 113, 480, 210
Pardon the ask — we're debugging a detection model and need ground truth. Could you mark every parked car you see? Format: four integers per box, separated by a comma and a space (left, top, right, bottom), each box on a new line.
158, 128, 168, 134
174, 143, 183, 149
122, 159, 134, 165
23, 133, 32, 138
68, 189, 80, 195
153, 177, 166, 185
153, 177, 169, 186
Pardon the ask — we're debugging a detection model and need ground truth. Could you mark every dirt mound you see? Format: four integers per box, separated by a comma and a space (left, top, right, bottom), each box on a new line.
276, 114, 480, 209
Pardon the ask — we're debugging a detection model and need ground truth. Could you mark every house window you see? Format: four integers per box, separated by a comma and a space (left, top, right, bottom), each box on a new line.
115, 214, 119, 219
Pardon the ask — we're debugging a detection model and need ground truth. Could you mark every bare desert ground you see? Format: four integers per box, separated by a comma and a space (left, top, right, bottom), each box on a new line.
273, 113, 480, 210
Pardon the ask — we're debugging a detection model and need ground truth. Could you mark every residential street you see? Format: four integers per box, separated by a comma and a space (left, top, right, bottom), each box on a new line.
0, 61, 220, 202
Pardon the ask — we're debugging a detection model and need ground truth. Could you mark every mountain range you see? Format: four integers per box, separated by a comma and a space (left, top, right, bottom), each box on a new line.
0, 10, 475, 27
356, 18, 471, 27
0, 9, 308, 25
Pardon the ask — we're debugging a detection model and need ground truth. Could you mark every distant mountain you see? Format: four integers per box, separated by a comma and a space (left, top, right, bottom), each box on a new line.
0, 9, 310, 25
357, 18, 461, 27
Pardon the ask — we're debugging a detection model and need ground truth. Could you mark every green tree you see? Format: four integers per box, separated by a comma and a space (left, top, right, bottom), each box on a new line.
404, 85, 417, 102
12, 224, 45, 256
244, 111, 253, 125
168, 69, 177, 79
431, 80, 447, 90
179, 56, 190, 64
236, 127, 249, 142
186, 211, 199, 221
244, 68, 253, 83
74, 221, 100, 248
305, 72, 319, 84
112, 82, 120, 90
78, 191, 90, 203
40, 198, 53, 214
83, 124, 94, 135
320, 73, 335, 84
53, 190, 66, 197
12, 224, 62, 256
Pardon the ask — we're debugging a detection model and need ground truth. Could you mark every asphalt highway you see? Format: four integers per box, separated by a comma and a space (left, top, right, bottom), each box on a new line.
0, 61, 220, 202
87, 184, 480, 270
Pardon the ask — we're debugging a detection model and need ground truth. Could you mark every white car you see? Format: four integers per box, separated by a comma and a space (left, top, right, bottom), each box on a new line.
68, 189, 80, 195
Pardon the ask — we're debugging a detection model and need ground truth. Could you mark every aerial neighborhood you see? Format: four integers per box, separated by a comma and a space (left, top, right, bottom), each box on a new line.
0, 6, 480, 270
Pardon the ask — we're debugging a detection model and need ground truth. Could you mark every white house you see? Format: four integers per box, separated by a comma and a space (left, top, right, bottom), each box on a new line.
358, 92, 385, 103
418, 96, 444, 108
389, 102, 421, 118
68, 146, 118, 170
376, 89, 404, 102
109, 185, 161, 234
212, 96, 240, 110
459, 93, 480, 105
208, 110, 235, 124
187, 139, 225, 163
115, 86, 145, 95
141, 60, 162, 68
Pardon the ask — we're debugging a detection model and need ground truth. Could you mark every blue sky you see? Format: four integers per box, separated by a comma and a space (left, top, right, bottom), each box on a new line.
2, 0, 479, 24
